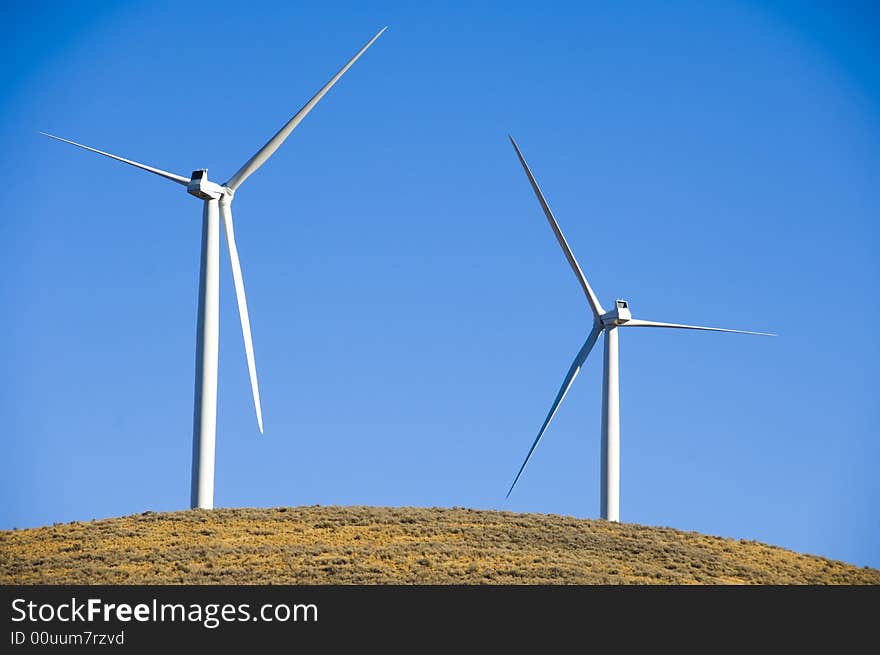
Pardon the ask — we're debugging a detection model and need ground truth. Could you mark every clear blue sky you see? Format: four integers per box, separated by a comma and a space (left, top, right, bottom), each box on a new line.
1, 1, 877, 569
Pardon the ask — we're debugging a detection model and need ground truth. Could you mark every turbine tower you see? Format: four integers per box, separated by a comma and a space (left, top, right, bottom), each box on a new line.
41, 27, 387, 510
505, 135, 774, 521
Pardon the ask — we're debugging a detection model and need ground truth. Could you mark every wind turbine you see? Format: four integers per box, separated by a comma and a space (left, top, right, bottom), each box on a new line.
41, 27, 387, 510
505, 135, 775, 521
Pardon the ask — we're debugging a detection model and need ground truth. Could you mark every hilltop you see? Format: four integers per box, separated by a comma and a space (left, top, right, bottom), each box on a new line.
2, 506, 876, 584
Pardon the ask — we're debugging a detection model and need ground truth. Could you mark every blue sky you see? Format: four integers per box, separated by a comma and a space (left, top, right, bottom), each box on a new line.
1, 1, 877, 569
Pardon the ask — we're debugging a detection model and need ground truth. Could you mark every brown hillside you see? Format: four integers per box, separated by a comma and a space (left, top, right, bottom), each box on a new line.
1, 506, 876, 585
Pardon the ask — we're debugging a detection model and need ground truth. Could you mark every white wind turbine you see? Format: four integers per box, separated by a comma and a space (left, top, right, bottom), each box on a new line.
505, 135, 775, 521
41, 27, 387, 510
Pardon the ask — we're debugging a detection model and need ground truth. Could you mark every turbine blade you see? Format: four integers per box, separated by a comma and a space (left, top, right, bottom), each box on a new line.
219, 200, 264, 433
39, 132, 190, 186
508, 135, 604, 318
623, 318, 776, 337
507, 324, 603, 498
225, 26, 387, 191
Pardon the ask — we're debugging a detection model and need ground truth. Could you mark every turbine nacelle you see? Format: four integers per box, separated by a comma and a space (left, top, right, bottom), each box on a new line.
187, 169, 225, 201
601, 299, 632, 327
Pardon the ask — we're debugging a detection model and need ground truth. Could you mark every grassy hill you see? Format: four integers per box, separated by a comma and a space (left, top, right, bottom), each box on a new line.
2, 506, 877, 584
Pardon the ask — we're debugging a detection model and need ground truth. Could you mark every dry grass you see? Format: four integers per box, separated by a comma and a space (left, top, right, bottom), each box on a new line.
1, 506, 876, 584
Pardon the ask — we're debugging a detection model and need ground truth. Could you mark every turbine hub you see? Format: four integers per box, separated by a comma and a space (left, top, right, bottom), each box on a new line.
187, 169, 224, 200
601, 299, 632, 327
